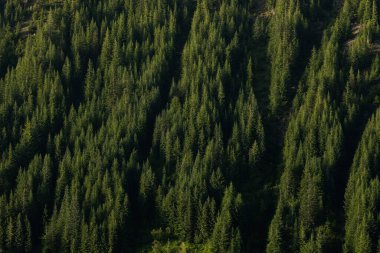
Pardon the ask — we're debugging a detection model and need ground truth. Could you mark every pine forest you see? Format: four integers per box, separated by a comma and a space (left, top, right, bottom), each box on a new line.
1, 0, 380, 252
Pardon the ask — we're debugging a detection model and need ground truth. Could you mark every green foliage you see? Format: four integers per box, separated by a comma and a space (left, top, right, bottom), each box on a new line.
268, 0, 305, 113
344, 108, 380, 253
0, 0, 380, 252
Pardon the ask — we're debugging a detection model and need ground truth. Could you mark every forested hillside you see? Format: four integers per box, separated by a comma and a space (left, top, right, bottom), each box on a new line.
1, 0, 380, 252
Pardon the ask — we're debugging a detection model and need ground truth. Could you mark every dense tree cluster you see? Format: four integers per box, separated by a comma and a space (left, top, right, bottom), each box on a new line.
344, 108, 380, 253
0, 0, 380, 252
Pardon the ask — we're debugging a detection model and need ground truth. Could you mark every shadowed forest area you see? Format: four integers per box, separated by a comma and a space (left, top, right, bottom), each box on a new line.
1, 0, 380, 252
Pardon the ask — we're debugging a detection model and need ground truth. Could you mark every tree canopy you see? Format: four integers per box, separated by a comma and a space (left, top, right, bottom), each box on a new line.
0, 0, 380, 252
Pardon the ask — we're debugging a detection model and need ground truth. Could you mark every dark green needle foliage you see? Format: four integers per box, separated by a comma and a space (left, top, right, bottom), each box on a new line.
0, 0, 380, 252
344, 108, 380, 253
